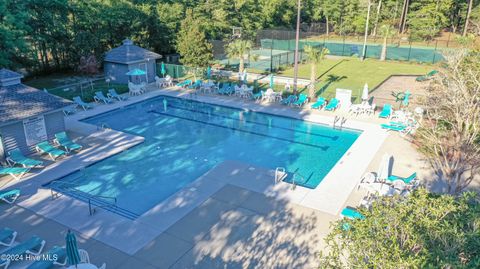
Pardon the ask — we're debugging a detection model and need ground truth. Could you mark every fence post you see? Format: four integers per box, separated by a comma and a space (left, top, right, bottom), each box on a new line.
407, 42, 412, 61
270, 39, 274, 72
432, 40, 438, 64
342, 37, 346, 56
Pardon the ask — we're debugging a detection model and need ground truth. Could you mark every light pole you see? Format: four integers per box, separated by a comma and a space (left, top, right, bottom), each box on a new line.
293, 0, 301, 95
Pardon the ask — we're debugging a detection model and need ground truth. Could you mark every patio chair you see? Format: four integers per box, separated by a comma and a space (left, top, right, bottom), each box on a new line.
94, 91, 113, 104
0, 227, 17, 247
54, 132, 83, 153
7, 149, 43, 168
35, 141, 66, 161
324, 98, 339, 111
341, 207, 365, 220
0, 236, 46, 269
188, 80, 202, 90
73, 96, 93, 110
0, 166, 30, 180
379, 104, 392, 118
281, 95, 297, 105
292, 94, 308, 107
107, 89, 127, 101
176, 79, 192, 88
128, 82, 143, 96
387, 172, 417, 184
79, 249, 90, 263
27, 246, 67, 269
0, 189, 21, 204
310, 97, 326, 109
155, 76, 164, 88
165, 75, 173, 86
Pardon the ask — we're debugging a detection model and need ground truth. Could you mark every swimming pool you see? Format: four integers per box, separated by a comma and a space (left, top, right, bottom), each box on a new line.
51, 96, 361, 217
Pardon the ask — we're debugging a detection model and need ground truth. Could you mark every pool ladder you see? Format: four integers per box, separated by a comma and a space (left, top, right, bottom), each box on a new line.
333, 116, 347, 130
275, 168, 305, 190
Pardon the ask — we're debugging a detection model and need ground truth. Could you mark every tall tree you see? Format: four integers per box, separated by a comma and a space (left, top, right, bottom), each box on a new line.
463, 0, 474, 36
304, 45, 329, 99
379, 24, 396, 60
416, 47, 480, 194
176, 9, 213, 68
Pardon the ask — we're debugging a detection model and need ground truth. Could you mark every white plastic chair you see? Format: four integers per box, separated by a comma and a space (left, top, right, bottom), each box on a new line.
98, 263, 107, 269
78, 249, 90, 263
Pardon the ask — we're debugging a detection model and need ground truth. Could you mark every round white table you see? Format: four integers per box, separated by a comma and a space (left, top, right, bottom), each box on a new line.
67, 263, 98, 269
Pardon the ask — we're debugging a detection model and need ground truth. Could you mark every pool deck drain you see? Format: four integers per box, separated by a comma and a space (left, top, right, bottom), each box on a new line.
1, 83, 387, 255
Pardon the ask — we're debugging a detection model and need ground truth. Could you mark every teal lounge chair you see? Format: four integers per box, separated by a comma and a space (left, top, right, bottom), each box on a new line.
27, 246, 67, 269
387, 172, 417, 184
0, 228, 17, 247
35, 141, 66, 160
311, 97, 326, 109
379, 104, 392, 118
281, 95, 297, 105
94, 91, 113, 104
7, 149, 43, 168
0, 236, 46, 269
63, 106, 76, 116
324, 98, 339, 111
252, 91, 263, 100
176, 79, 192, 88
54, 132, 82, 153
73, 96, 93, 110
107, 89, 126, 101
292, 94, 308, 107
341, 207, 365, 220
188, 80, 202, 89
380, 122, 407, 132
416, 70, 438, 82
0, 189, 20, 204
0, 166, 30, 180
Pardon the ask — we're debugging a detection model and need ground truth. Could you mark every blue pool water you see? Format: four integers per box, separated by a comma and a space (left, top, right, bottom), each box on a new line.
53, 96, 361, 217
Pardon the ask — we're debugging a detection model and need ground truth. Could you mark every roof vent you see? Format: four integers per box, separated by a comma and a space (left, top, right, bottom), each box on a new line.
122, 39, 134, 46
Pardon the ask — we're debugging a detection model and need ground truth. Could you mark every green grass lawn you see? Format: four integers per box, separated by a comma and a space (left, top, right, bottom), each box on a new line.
278, 57, 433, 100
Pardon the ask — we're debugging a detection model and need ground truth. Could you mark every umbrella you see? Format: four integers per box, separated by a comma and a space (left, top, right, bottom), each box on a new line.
377, 153, 391, 182
403, 90, 411, 106
161, 62, 166, 77
361, 83, 369, 101
125, 68, 146, 76
269, 74, 274, 89
206, 66, 211, 79
66, 230, 81, 267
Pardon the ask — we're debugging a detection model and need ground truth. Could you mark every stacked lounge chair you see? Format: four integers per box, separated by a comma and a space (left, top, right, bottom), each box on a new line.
73, 96, 93, 110
0, 189, 21, 204
0, 235, 46, 269
35, 141, 66, 161
54, 132, 82, 153
27, 246, 67, 269
107, 89, 127, 101
7, 149, 43, 168
176, 79, 192, 88
281, 95, 297, 105
292, 94, 308, 107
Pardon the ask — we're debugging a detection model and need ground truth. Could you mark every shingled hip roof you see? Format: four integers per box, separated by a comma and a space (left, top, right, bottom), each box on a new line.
104, 39, 161, 64
0, 84, 71, 125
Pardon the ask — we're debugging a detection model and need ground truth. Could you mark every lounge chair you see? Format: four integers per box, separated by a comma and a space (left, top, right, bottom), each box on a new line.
380, 122, 407, 131
63, 106, 76, 116
188, 80, 202, 89
324, 98, 339, 111
416, 70, 438, 82
7, 149, 43, 168
311, 97, 326, 109
107, 89, 127, 101
73, 96, 93, 110
252, 91, 263, 101
0, 166, 30, 180
176, 79, 192, 88
0, 189, 20, 204
341, 207, 365, 220
281, 95, 297, 105
0, 228, 17, 247
292, 94, 308, 107
54, 132, 82, 153
387, 172, 417, 184
0, 236, 46, 269
379, 104, 392, 118
27, 246, 67, 269
35, 141, 66, 160
94, 91, 113, 104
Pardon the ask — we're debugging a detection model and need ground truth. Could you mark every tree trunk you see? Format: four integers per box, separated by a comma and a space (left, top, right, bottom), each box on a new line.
399, 0, 409, 34
326, 16, 330, 36
362, 0, 372, 60
372, 0, 383, 37
309, 63, 316, 98
380, 37, 387, 60
463, 0, 473, 36
239, 57, 244, 73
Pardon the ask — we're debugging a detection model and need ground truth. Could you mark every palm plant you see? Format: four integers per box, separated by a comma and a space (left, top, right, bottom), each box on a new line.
304, 45, 329, 99
379, 24, 396, 61
225, 39, 256, 73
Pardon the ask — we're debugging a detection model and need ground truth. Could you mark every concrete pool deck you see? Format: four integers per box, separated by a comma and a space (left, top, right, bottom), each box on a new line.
0, 83, 430, 268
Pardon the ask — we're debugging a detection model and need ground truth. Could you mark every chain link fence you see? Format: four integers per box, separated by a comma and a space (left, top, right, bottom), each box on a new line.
44, 77, 127, 102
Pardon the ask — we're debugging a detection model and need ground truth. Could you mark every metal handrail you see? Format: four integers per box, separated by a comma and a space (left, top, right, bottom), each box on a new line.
88, 195, 118, 216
